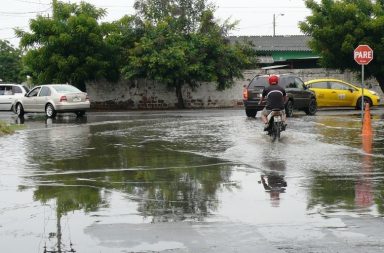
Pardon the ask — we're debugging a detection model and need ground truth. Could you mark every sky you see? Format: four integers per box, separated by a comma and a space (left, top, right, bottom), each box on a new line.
0, 0, 311, 47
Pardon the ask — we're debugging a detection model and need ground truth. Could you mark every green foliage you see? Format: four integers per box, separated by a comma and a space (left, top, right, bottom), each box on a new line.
34, 185, 104, 214
14, 0, 256, 101
124, 0, 257, 107
103, 15, 147, 81
0, 121, 14, 135
27, 125, 232, 217
300, 0, 384, 91
0, 40, 22, 83
15, 0, 121, 91
134, 0, 211, 34
0, 121, 24, 135
307, 171, 356, 211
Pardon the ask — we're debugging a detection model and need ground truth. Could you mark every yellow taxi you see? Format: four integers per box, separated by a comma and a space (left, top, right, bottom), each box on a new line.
304, 78, 380, 109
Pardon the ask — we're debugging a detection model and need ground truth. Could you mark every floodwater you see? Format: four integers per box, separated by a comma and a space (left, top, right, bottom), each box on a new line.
0, 109, 384, 253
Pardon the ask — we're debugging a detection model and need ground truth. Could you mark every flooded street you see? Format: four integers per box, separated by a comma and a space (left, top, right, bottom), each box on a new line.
1, 108, 384, 253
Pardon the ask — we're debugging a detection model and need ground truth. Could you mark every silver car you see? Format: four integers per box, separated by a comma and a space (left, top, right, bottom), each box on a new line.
14, 84, 90, 118
0, 84, 30, 111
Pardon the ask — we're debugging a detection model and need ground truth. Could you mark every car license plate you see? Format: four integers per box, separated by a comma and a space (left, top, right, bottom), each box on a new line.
73, 97, 81, 102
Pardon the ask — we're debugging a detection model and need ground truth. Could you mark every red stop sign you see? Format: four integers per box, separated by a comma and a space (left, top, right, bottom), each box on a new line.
354, 45, 373, 65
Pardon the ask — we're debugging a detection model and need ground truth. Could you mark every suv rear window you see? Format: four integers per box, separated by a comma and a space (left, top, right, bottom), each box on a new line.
249, 76, 269, 88
248, 75, 305, 89
278, 76, 295, 88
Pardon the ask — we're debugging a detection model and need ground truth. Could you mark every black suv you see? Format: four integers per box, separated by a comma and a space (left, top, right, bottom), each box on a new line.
242, 74, 317, 117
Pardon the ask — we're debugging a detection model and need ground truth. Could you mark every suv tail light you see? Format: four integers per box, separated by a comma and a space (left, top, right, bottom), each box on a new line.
86, 94, 90, 101
59, 96, 67, 102
242, 88, 248, 100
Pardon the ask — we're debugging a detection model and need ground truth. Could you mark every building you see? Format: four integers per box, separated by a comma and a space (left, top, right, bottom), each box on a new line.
230, 35, 320, 70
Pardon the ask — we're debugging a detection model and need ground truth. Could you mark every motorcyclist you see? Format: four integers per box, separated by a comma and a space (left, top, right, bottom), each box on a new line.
258, 75, 287, 131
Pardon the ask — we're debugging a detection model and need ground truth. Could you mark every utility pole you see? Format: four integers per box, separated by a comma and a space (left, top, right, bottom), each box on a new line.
273, 13, 284, 36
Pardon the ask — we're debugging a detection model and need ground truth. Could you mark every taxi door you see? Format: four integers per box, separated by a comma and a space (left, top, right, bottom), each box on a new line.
329, 81, 355, 106
307, 81, 330, 107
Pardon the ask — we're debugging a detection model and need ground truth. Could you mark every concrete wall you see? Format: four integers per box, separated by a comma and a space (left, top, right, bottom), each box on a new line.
87, 68, 383, 110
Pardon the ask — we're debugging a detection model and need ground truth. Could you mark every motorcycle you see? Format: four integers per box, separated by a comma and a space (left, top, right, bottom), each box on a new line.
265, 109, 286, 141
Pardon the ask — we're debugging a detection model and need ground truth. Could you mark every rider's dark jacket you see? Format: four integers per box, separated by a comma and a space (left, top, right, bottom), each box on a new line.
262, 85, 286, 110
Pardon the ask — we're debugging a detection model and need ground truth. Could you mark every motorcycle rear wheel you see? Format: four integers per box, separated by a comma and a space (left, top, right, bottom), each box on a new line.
271, 122, 281, 142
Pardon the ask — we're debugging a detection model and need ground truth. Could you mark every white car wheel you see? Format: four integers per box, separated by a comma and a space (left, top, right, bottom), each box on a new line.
16, 103, 24, 117
45, 104, 57, 118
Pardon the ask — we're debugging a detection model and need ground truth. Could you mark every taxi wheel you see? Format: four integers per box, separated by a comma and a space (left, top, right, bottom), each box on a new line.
356, 97, 372, 110
305, 98, 317, 115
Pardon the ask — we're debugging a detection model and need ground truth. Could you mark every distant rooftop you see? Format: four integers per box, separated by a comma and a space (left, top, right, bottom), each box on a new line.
229, 35, 312, 52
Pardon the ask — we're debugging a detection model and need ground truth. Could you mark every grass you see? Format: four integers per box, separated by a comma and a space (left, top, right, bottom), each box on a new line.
0, 120, 24, 136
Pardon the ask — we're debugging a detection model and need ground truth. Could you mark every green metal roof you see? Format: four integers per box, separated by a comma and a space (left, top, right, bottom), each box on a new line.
272, 51, 318, 62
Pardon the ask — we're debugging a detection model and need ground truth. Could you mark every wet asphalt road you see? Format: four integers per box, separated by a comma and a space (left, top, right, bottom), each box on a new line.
0, 108, 384, 253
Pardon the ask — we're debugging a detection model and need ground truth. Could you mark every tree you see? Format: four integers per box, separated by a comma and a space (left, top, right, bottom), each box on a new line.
15, 0, 120, 91
123, 0, 256, 108
0, 40, 22, 83
105, 15, 145, 70
299, 0, 384, 92
134, 0, 209, 34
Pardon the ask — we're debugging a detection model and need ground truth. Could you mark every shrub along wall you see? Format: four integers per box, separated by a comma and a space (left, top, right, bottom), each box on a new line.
86, 68, 383, 110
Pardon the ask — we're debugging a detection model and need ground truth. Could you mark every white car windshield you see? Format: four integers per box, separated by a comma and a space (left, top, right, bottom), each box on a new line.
52, 85, 81, 93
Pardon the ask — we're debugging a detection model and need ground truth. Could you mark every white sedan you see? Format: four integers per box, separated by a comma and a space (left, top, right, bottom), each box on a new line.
0, 84, 29, 111
14, 84, 90, 118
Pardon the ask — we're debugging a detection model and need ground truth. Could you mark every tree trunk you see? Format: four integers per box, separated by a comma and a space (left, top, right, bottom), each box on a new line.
175, 83, 185, 109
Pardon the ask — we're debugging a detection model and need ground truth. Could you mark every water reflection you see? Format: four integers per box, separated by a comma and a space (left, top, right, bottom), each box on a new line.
23, 121, 233, 222
3, 109, 384, 252
12, 119, 236, 252
307, 114, 384, 215
260, 157, 287, 207
10, 114, 88, 132
313, 115, 362, 147
44, 115, 88, 126
355, 134, 373, 208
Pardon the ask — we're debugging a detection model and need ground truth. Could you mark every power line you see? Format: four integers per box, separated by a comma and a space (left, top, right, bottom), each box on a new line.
218, 6, 307, 9
99, 5, 135, 8
238, 23, 300, 29
1, 36, 18, 40
13, 0, 50, 5
0, 26, 28, 31
0, 7, 51, 15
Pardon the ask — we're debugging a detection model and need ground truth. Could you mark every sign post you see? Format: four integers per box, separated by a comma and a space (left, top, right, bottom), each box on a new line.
354, 45, 373, 121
